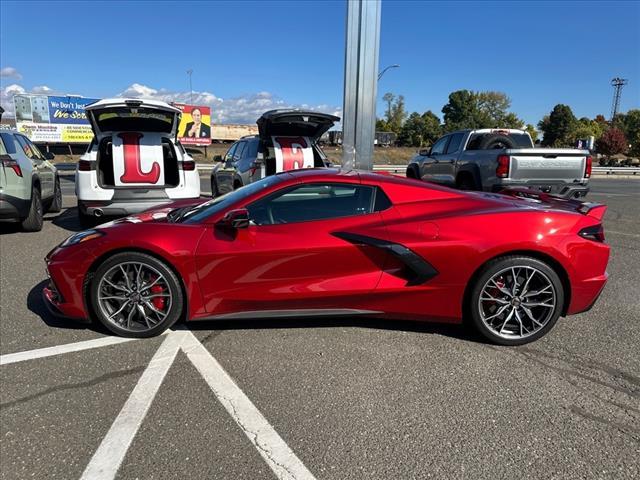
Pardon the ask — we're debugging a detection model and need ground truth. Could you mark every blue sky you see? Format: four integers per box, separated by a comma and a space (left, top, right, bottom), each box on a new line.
1, 0, 638, 125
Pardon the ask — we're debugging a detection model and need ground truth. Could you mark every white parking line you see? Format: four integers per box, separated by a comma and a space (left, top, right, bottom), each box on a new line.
182, 332, 317, 480
80, 331, 187, 480
0, 336, 136, 366
67, 330, 317, 480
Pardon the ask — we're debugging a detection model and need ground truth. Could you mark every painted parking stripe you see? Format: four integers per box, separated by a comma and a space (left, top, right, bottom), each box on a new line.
80, 331, 187, 480
0, 336, 136, 366
182, 332, 317, 480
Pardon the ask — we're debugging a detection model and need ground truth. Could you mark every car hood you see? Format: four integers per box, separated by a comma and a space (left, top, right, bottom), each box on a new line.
257, 110, 339, 141
85, 98, 182, 138
95, 198, 207, 229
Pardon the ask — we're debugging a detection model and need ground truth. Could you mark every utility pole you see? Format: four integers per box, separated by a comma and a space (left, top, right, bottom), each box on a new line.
187, 69, 194, 104
610, 77, 628, 123
341, 0, 381, 171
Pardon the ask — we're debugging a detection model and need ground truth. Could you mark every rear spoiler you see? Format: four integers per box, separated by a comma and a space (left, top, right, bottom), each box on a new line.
499, 187, 607, 221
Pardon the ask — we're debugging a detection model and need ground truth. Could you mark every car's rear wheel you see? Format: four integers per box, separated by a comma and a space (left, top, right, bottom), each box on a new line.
47, 176, 63, 213
468, 256, 564, 345
89, 252, 184, 338
21, 186, 43, 232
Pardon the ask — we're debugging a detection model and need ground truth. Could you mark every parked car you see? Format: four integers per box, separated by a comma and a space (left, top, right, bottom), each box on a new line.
0, 128, 61, 231
44, 168, 609, 346
210, 110, 338, 196
407, 129, 592, 198
76, 98, 200, 226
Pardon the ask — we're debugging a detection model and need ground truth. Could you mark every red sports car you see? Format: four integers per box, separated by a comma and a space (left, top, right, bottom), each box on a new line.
44, 169, 609, 345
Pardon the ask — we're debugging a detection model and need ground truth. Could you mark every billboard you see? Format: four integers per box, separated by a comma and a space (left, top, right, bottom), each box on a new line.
175, 104, 212, 145
14, 94, 99, 143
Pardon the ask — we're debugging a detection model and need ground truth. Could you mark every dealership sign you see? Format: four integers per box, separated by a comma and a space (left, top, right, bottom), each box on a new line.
175, 104, 212, 145
14, 94, 99, 143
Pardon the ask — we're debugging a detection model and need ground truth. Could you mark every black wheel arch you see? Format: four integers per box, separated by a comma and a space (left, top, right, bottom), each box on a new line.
456, 165, 482, 190
462, 250, 572, 320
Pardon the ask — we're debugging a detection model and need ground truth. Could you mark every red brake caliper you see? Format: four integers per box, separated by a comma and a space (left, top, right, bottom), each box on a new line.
148, 276, 165, 310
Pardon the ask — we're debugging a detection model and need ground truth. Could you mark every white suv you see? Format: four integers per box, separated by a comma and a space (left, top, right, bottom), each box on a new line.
76, 98, 200, 225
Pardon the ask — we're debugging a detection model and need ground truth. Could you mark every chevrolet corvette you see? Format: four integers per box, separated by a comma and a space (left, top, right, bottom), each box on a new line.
44, 169, 609, 345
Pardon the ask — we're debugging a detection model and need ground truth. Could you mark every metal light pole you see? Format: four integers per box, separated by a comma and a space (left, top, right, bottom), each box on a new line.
187, 69, 194, 104
378, 64, 400, 81
341, 0, 381, 171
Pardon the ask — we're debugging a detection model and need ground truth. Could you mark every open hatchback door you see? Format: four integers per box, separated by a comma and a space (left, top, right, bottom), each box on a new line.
77, 98, 199, 223
257, 110, 339, 173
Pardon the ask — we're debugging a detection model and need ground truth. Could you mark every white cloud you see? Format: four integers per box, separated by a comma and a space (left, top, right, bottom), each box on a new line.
117, 83, 341, 124
0, 67, 22, 80
1, 80, 341, 125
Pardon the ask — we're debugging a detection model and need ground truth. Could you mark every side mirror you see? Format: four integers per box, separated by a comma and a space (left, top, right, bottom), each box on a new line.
44, 151, 55, 160
213, 154, 223, 162
419, 148, 431, 157
218, 208, 250, 229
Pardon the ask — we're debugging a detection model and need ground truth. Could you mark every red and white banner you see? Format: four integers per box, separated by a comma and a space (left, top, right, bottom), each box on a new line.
272, 136, 314, 172
112, 132, 165, 186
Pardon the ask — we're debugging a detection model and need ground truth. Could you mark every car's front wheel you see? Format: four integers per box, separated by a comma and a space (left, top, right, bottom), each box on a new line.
89, 252, 184, 338
468, 256, 564, 346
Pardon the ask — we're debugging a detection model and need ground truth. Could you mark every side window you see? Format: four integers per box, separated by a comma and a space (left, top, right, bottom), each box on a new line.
233, 141, 246, 161
445, 133, 464, 154
247, 183, 376, 225
430, 136, 449, 155
25, 137, 45, 160
15, 135, 37, 159
245, 139, 259, 159
0, 133, 17, 154
223, 143, 238, 163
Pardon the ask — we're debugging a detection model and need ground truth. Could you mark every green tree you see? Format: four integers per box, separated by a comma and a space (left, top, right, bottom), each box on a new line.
398, 112, 425, 146
421, 110, 442, 145
538, 104, 578, 147
574, 117, 606, 142
382, 92, 395, 124
620, 109, 640, 156
525, 124, 539, 143
388, 95, 407, 133
442, 90, 522, 131
442, 90, 479, 131
376, 118, 390, 131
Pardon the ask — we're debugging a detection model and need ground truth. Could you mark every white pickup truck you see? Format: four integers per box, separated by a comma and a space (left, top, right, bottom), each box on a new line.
406, 129, 591, 198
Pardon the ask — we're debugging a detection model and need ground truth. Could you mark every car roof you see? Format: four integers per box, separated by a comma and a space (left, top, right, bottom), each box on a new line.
283, 168, 463, 203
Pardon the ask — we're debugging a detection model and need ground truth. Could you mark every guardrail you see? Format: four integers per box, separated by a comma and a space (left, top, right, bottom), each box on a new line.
56, 163, 640, 175
194, 164, 640, 175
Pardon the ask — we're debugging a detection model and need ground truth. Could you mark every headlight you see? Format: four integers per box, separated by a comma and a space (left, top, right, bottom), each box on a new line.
60, 229, 104, 247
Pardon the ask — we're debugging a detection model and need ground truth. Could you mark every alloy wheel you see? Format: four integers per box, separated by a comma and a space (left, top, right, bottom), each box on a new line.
478, 266, 557, 340
97, 261, 173, 333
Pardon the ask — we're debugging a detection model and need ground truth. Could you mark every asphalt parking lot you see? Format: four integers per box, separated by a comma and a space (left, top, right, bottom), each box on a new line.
1, 174, 639, 479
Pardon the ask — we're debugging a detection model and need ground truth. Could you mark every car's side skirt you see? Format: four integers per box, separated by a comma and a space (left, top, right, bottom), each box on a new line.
194, 308, 383, 321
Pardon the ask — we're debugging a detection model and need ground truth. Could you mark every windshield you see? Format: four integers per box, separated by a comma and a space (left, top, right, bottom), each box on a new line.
181, 174, 286, 223
94, 107, 175, 133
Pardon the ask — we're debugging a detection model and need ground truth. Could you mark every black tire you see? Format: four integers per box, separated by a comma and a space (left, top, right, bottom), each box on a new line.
478, 134, 517, 150
210, 177, 220, 197
233, 180, 243, 190
456, 173, 477, 191
89, 252, 184, 338
47, 176, 63, 213
21, 186, 43, 232
406, 164, 420, 179
467, 256, 564, 346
